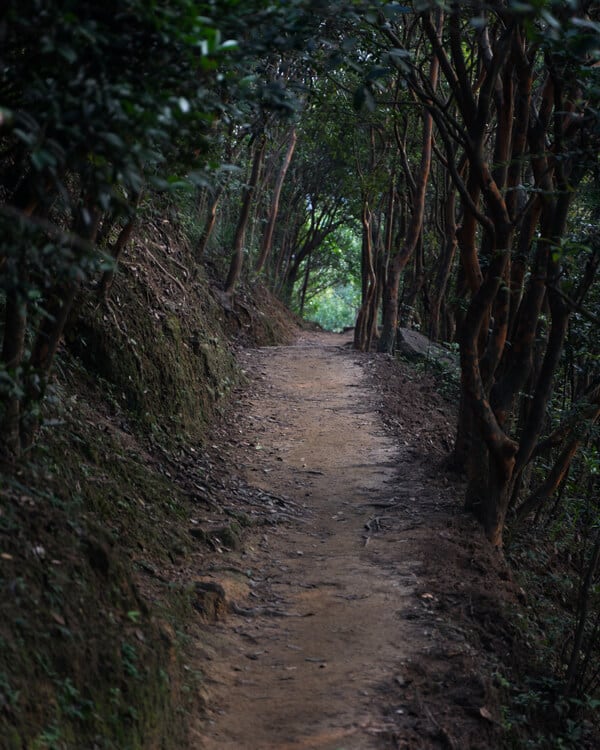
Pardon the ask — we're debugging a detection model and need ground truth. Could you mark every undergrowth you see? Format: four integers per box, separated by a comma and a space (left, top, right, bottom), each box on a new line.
406, 331, 600, 750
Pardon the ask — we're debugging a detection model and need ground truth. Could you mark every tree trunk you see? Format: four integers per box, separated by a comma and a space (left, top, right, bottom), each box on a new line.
0, 286, 28, 459
1, 198, 36, 459
256, 128, 297, 274
354, 201, 376, 351
514, 422, 597, 524
378, 11, 441, 353
99, 190, 142, 298
299, 249, 312, 315
196, 186, 223, 260
399, 233, 425, 328
224, 134, 266, 295
460, 222, 518, 545
429, 187, 457, 341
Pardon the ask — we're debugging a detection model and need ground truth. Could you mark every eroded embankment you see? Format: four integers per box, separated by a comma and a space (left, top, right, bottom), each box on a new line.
0, 222, 298, 750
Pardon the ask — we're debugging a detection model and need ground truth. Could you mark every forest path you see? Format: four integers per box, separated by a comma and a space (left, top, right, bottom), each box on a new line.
192, 332, 504, 750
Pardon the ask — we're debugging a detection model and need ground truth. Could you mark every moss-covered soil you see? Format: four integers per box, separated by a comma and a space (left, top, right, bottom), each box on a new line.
0, 219, 299, 750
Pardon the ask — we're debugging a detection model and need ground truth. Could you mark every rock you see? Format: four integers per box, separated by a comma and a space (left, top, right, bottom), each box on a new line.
193, 574, 251, 623
189, 522, 242, 551
194, 581, 229, 621
396, 328, 459, 373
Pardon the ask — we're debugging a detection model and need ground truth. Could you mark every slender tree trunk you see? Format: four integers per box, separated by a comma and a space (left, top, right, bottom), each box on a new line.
354, 201, 376, 351
256, 128, 297, 274
400, 233, 425, 328
515, 413, 598, 524
378, 11, 441, 353
224, 134, 266, 295
273, 226, 296, 294
0, 198, 37, 459
0, 286, 28, 459
371, 183, 394, 344
196, 186, 223, 260
299, 249, 312, 315
282, 264, 299, 307
99, 189, 142, 298
429, 186, 457, 341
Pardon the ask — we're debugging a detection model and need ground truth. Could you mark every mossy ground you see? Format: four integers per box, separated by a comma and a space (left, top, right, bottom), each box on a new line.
0, 222, 299, 749
0, 438, 185, 750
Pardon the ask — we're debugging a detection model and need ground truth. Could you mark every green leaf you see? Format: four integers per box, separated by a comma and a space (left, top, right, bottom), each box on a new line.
0, 107, 14, 128
13, 128, 38, 147
58, 45, 77, 64
470, 17, 487, 29
509, 2, 534, 13
30, 149, 57, 171
382, 4, 411, 20
367, 66, 391, 82
100, 132, 126, 150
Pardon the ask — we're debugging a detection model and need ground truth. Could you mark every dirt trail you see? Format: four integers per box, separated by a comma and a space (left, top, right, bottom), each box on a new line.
193, 333, 508, 749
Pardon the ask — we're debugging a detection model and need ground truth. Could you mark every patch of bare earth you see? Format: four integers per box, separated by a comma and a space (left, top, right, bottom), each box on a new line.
186, 332, 522, 749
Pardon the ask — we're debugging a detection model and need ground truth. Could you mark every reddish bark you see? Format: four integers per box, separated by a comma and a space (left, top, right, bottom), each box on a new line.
515, 417, 597, 524
256, 128, 297, 275
99, 190, 143, 298
354, 201, 377, 351
378, 11, 441, 354
225, 134, 266, 295
429, 184, 457, 342
196, 186, 223, 260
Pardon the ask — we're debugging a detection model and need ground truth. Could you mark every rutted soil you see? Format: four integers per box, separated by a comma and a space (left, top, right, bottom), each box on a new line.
189, 332, 522, 749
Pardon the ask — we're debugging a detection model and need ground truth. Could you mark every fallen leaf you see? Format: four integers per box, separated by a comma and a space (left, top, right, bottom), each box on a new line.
51, 612, 66, 626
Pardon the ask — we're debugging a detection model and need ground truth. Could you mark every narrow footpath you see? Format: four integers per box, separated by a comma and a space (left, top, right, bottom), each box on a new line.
191, 333, 515, 750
